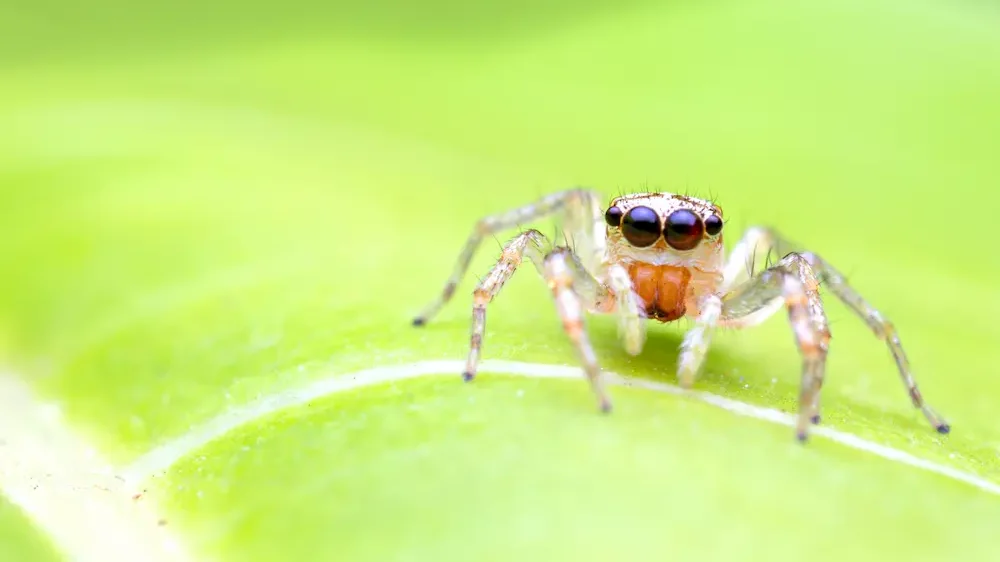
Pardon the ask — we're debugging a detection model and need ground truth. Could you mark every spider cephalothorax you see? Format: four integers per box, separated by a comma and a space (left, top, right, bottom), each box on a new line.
412, 188, 949, 441
603, 193, 725, 322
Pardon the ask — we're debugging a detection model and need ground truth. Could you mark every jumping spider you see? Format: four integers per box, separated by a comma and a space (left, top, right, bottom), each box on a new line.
412, 188, 949, 441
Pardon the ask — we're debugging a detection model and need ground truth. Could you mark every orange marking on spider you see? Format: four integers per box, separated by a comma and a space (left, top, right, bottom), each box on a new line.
626, 262, 692, 322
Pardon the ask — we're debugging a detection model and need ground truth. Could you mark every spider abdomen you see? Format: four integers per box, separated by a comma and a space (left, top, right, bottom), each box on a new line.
626, 262, 692, 322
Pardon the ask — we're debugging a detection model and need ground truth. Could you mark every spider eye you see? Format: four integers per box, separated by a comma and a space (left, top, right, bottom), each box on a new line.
704, 214, 723, 236
664, 209, 704, 251
604, 206, 623, 227
622, 206, 661, 247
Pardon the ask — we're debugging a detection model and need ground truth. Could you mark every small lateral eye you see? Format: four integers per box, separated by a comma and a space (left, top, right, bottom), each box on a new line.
622, 206, 661, 247
704, 214, 723, 236
664, 209, 704, 251
604, 206, 623, 227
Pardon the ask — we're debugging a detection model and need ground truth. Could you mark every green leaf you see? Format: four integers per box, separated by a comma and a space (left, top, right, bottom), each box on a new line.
0, 500, 60, 562
2, 0, 1000, 560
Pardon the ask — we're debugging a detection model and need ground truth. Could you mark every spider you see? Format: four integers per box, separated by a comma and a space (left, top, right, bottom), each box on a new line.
411, 188, 949, 441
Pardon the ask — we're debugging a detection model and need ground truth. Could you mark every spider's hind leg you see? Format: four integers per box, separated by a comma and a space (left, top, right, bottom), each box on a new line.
413, 188, 604, 325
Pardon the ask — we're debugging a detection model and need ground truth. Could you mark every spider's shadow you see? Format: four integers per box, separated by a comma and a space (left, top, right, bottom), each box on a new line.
586, 316, 753, 393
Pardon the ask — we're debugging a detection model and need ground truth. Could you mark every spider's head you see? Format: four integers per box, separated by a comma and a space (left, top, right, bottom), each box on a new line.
603, 192, 725, 269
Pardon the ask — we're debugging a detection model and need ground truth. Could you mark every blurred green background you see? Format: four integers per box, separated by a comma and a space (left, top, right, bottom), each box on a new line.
2, 0, 999, 561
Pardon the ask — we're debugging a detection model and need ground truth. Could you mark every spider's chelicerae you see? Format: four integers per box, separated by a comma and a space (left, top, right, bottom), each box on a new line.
412, 188, 949, 441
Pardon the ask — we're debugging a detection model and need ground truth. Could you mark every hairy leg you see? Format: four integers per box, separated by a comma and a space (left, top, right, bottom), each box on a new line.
413, 188, 604, 325
720, 254, 831, 441
462, 229, 551, 381
543, 248, 613, 412
458, 230, 614, 411
729, 227, 949, 433
797, 249, 949, 432
605, 263, 647, 356
677, 294, 722, 388
677, 225, 779, 388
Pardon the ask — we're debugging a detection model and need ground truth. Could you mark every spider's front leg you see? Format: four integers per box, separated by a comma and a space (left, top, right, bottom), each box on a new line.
717, 253, 831, 441
459, 229, 613, 411
542, 248, 614, 411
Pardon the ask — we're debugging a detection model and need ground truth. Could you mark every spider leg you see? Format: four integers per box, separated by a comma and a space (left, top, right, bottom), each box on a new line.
543, 247, 612, 411
718, 253, 830, 441
413, 188, 604, 325
676, 294, 723, 388
734, 228, 950, 434
461, 230, 612, 411
606, 263, 647, 356
676, 225, 777, 388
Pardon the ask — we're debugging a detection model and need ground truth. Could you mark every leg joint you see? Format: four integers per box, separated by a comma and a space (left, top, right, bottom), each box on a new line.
473, 288, 490, 306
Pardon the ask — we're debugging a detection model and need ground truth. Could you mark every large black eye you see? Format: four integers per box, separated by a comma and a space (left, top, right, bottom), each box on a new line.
622, 206, 661, 247
604, 206, 623, 227
664, 209, 704, 251
705, 214, 723, 236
